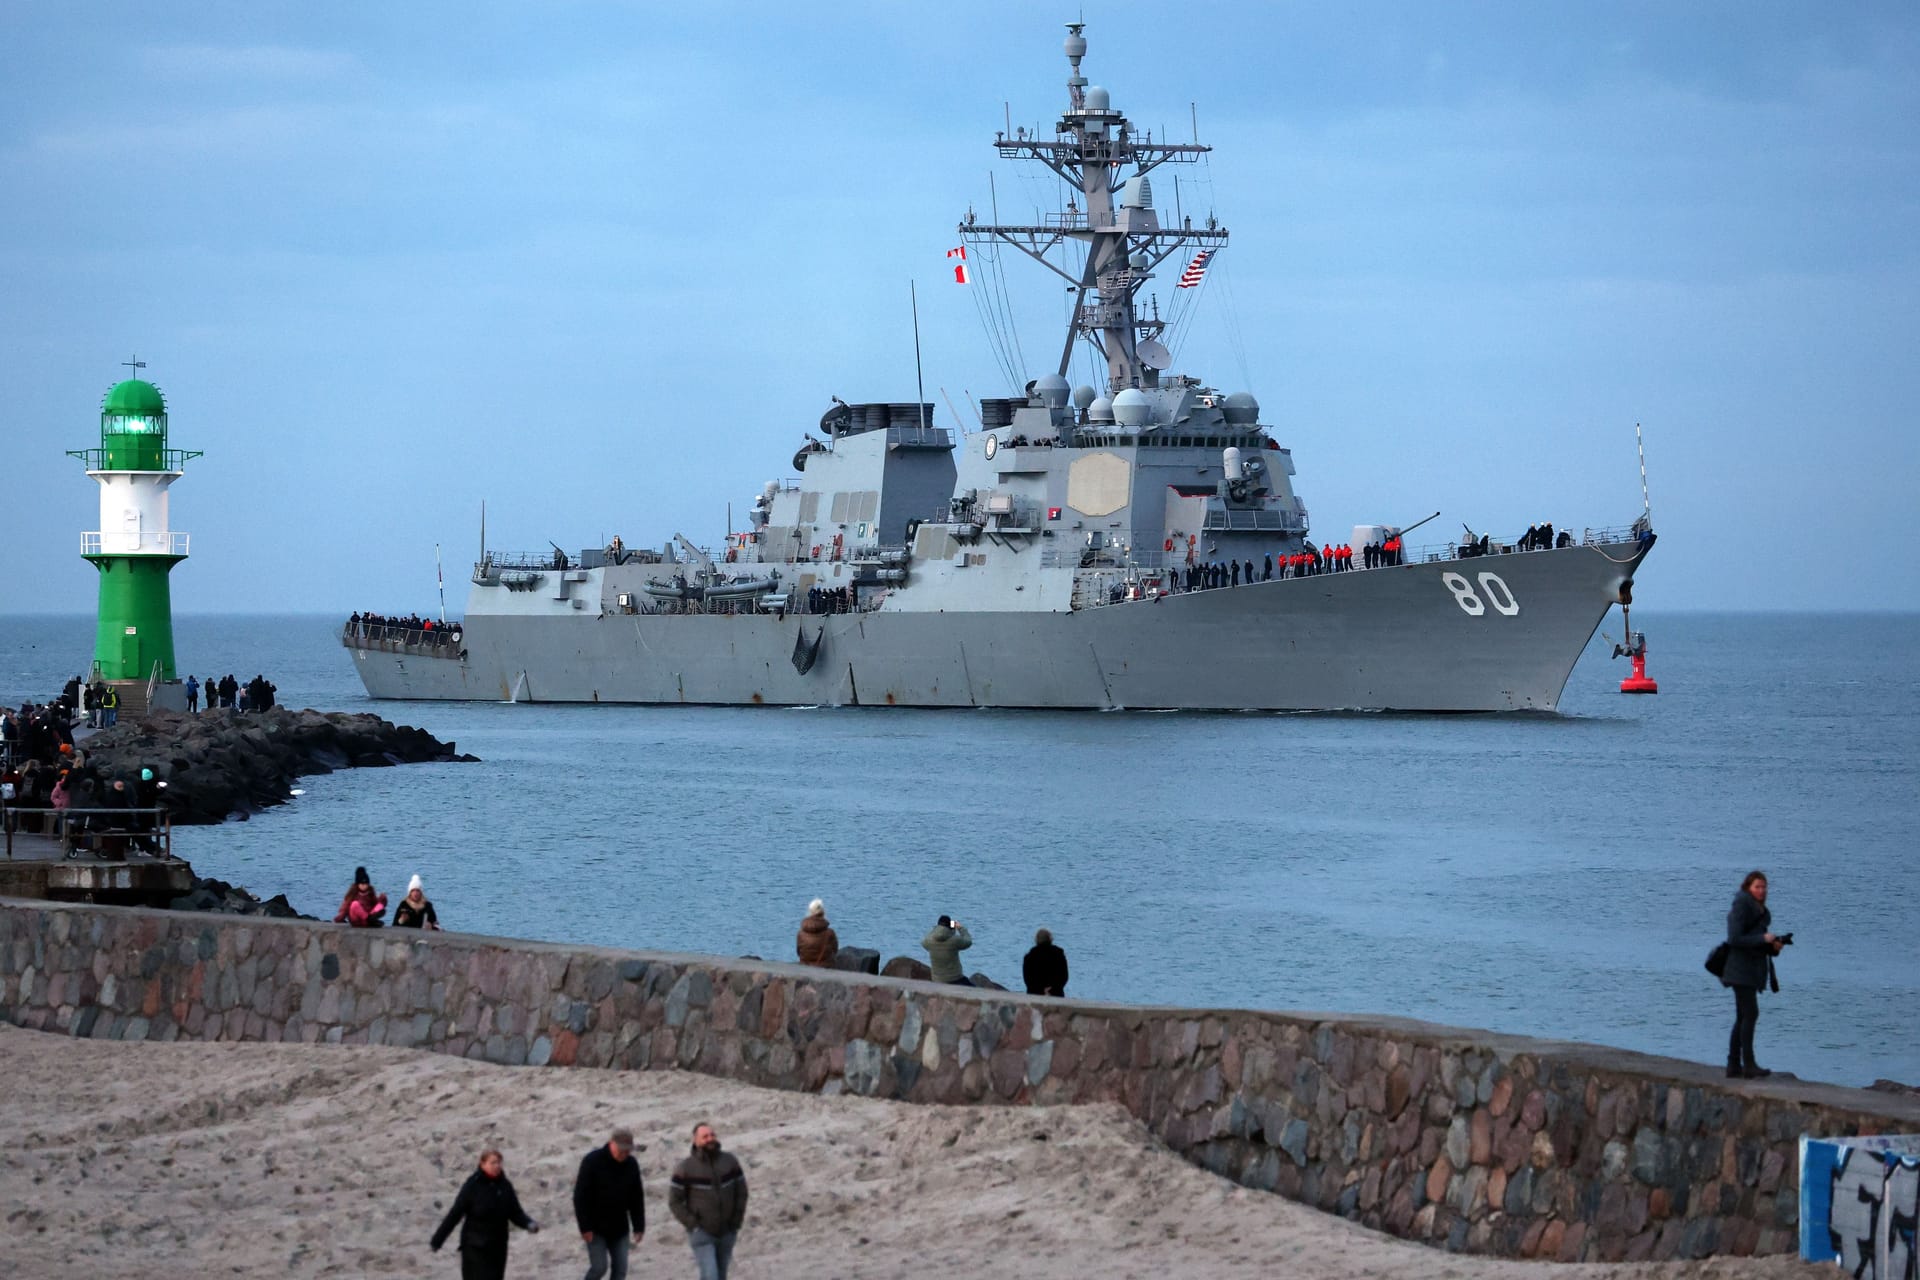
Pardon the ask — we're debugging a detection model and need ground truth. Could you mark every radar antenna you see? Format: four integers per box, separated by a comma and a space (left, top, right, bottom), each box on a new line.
959, 25, 1228, 395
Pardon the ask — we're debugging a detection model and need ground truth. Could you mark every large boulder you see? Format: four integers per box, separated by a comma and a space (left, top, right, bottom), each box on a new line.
881, 955, 932, 982
829, 947, 881, 976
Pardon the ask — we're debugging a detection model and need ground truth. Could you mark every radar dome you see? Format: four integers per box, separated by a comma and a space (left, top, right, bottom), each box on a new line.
1222, 391, 1261, 425
1087, 396, 1114, 423
1034, 373, 1071, 408
1111, 387, 1151, 429
1085, 86, 1110, 112
1064, 32, 1087, 60
1072, 384, 1096, 410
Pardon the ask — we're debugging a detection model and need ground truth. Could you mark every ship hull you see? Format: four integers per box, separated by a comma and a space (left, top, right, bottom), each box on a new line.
348, 541, 1649, 712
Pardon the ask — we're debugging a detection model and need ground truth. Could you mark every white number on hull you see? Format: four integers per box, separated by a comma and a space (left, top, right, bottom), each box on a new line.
1442, 571, 1520, 617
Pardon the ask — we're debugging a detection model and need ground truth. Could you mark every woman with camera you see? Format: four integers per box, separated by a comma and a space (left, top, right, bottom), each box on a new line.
1722, 870, 1785, 1079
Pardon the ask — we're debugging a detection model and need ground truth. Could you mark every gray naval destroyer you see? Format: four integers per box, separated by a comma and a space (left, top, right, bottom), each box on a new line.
346, 25, 1655, 712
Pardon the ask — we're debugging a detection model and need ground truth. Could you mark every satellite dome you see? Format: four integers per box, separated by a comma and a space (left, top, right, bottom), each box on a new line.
1085, 86, 1110, 112
101, 379, 166, 420
1222, 391, 1260, 425
1064, 32, 1087, 60
1034, 373, 1071, 408
1111, 387, 1151, 429
1087, 396, 1114, 423
1072, 384, 1096, 410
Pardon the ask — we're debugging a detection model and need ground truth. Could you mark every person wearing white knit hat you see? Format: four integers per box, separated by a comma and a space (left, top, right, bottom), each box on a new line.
393, 873, 440, 930
795, 898, 838, 967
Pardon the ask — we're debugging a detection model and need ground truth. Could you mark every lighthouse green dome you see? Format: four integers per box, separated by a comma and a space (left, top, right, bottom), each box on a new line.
102, 379, 167, 418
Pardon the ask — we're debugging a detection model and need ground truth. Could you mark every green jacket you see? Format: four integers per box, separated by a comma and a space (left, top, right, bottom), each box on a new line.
921, 923, 972, 983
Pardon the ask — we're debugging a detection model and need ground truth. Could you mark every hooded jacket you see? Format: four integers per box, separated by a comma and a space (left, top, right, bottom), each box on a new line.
796, 915, 839, 966
921, 923, 972, 983
669, 1144, 748, 1236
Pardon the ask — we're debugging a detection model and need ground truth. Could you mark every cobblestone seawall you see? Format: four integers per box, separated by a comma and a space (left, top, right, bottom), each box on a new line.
4, 900, 1915, 1262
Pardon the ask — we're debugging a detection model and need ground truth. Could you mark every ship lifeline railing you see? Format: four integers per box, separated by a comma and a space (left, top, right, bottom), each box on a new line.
1063, 521, 1653, 611
341, 622, 465, 657
1, 805, 174, 861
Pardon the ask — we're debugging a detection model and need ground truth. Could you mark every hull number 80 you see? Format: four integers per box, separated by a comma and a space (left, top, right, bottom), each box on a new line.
1442, 571, 1520, 616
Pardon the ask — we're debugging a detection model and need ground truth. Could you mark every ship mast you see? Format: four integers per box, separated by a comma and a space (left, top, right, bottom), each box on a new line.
960, 23, 1228, 396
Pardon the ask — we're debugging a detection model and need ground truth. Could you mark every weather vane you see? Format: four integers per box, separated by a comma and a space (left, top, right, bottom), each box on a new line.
122, 355, 147, 376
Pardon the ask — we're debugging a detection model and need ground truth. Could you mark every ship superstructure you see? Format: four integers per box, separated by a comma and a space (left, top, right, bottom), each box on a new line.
345, 26, 1654, 711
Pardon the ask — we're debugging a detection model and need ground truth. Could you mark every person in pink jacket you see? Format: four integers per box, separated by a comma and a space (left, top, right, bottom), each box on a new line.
334, 866, 387, 927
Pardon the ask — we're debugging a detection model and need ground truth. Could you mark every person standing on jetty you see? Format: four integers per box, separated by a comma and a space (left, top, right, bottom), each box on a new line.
1723, 870, 1786, 1079
430, 1147, 540, 1279
922, 914, 973, 985
795, 898, 838, 967
1023, 928, 1069, 997
573, 1126, 646, 1280
669, 1122, 747, 1280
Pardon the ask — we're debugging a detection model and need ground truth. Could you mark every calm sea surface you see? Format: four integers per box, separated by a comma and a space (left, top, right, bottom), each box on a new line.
4, 612, 1916, 1088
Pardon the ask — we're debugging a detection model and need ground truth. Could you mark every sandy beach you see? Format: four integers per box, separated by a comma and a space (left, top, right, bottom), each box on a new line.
0, 1025, 1829, 1279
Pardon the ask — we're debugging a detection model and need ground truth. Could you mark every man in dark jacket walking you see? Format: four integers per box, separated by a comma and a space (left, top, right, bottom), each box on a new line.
669, 1122, 747, 1280
1722, 870, 1785, 1079
574, 1127, 645, 1280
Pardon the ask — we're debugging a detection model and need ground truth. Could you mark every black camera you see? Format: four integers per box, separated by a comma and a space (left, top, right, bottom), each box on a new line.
1777, 933, 1794, 946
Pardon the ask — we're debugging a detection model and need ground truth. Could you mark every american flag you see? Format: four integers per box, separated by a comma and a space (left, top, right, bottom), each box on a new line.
948, 244, 970, 285
1176, 248, 1215, 289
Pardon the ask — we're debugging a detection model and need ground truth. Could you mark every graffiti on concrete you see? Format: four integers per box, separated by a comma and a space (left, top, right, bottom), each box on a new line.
1803, 1136, 1920, 1279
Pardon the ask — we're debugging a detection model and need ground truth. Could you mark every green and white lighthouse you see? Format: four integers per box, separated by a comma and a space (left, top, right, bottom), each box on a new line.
67, 362, 201, 693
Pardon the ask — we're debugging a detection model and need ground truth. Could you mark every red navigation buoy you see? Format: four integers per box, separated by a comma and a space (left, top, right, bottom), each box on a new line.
1619, 645, 1658, 694
1612, 604, 1658, 693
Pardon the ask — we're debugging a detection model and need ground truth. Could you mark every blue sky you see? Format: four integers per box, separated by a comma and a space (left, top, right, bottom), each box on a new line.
3, 1, 1915, 614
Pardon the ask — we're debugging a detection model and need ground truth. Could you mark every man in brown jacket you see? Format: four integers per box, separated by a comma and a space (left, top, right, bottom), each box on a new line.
669, 1122, 747, 1280
795, 898, 839, 967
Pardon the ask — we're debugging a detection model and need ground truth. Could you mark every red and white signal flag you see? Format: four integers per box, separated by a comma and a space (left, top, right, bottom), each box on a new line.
1176, 248, 1215, 288
948, 245, 970, 285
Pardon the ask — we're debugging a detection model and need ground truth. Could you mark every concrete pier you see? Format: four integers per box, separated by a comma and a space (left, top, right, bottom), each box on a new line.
0, 828, 192, 906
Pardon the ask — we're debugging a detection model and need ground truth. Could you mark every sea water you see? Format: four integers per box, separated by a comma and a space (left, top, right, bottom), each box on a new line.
3, 612, 1915, 1087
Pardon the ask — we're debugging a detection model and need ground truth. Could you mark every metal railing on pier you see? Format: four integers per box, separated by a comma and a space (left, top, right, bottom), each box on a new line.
1, 805, 174, 862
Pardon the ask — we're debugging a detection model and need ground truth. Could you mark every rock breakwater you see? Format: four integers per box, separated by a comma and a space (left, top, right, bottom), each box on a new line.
167, 875, 311, 919
80, 707, 475, 823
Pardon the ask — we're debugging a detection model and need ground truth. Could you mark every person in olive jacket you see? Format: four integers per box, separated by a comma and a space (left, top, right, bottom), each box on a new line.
669, 1122, 748, 1280
431, 1148, 539, 1280
573, 1127, 646, 1280
921, 915, 973, 985
1722, 870, 1785, 1079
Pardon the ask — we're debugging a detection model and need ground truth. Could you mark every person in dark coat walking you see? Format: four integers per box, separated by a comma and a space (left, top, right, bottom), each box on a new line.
1722, 870, 1784, 1078
431, 1148, 539, 1280
669, 1122, 748, 1280
574, 1126, 646, 1280
1022, 927, 1069, 997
